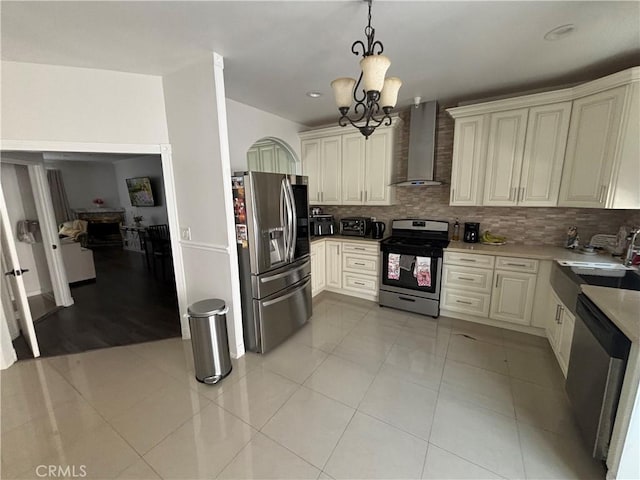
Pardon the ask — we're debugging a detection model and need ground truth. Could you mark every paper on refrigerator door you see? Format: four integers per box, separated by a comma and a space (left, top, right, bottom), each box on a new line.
414, 256, 431, 287
387, 253, 400, 280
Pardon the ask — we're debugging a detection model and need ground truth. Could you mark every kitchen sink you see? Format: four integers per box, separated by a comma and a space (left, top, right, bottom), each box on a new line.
570, 267, 627, 277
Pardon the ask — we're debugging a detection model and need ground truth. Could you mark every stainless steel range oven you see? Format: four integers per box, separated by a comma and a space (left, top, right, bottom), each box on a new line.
379, 219, 449, 317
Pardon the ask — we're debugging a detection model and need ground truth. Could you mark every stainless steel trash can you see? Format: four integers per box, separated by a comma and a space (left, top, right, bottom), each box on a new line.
188, 299, 232, 384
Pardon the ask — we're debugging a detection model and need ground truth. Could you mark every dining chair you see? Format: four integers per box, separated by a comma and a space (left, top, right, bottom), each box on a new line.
146, 224, 172, 280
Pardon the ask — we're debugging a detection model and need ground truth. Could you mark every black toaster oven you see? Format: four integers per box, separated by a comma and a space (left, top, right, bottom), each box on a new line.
340, 217, 372, 237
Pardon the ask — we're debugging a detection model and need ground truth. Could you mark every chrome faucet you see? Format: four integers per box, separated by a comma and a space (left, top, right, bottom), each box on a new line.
625, 228, 640, 267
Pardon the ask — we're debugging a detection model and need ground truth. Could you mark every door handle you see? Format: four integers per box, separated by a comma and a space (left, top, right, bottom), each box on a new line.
554, 305, 561, 324
558, 306, 563, 324
52, 245, 58, 250
495, 274, 500, 288
398, 296, 416, 302
4, 269, 29, 276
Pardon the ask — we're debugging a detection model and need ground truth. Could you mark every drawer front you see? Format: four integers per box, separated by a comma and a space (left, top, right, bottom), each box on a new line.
343, 272, 378, 294
496, 256, 539, 273
444, 251, 495, 269
342, 242, 379, 256
343, 253, 378, 275
441, 288, 491, 317
443, 265, 493, 293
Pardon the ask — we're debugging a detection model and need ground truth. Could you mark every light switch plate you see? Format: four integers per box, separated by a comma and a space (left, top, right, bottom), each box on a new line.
181, 227, 191, 241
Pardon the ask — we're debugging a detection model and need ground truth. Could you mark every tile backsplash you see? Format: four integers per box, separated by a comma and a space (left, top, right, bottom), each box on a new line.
321, 109, 638, 246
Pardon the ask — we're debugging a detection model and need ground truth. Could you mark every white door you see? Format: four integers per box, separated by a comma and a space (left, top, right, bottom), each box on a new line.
483, 108, 529, 206
341, 133, 365, 205
558, 86, 627, 207
450, 115, 488, 205
364, 129, 393, 205
519, 102, 572, 206
490, 270, 536, 325
0, 184, 40, 357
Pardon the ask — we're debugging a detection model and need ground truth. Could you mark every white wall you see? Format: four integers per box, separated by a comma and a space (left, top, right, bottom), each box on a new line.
226, 98, 304, 173
113, 156, 168, 226
1, 61, 169, 144
0, 162, 52, 296
44, 160, 120, 212
163, 54, 244, 357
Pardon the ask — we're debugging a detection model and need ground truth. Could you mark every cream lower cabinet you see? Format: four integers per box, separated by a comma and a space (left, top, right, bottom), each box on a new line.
490, 270, 537, 325
442, 252, 541, 332
340, 242, 379, 301
442, 252, 494, 317
310, 239, 379, 301
310, 241, 326, 297
325, 240, 342, 289
546, 290, 575, 377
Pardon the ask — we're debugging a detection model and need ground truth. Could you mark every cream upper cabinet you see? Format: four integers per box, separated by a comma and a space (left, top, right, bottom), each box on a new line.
300, 119, 399, 206
519, 102, 572, 206
450, 115, 488, 205
448, 67, 640, 209
482, 108, 529, 206
341, 133, 366, 205
301, 139, 321, 204
364, 128, 395, 205
301, 136, 342, 205
558, 85, 629, 208
341, 127, 396, 205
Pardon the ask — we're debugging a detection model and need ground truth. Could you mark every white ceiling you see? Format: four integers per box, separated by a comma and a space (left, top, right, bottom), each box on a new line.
2, 1, 639, 126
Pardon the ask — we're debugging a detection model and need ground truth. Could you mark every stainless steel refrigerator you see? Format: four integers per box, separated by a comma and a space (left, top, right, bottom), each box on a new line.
232, 171, 312, 353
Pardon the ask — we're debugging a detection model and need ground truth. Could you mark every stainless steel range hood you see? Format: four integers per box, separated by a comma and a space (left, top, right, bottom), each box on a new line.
394, 100, 442, 186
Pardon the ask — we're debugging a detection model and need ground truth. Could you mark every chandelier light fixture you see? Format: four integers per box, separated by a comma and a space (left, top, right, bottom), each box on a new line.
331, 0, 402, 139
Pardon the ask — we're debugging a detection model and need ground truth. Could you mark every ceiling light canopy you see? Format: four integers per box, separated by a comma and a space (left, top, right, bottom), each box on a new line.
331, 0, 402, 139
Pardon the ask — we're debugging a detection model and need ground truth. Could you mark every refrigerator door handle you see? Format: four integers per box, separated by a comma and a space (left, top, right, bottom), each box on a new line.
286, 178, 297, 262
280, 179, 290, 257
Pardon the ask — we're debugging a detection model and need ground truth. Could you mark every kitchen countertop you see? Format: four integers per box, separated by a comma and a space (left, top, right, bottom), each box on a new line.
581, 285, 640, 343
445, 241, 625, 265
310, 235, 384, 244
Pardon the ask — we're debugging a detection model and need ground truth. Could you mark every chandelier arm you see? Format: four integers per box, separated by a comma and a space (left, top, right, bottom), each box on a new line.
370, 40, 384, 55
351, 40, 366, 58
352, 71, 366, 104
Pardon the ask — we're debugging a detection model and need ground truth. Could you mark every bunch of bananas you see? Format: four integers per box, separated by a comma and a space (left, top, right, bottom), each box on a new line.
481, 231, 507, 244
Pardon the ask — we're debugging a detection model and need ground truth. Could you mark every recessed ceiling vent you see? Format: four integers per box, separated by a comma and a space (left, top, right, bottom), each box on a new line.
393, 100, 442, 186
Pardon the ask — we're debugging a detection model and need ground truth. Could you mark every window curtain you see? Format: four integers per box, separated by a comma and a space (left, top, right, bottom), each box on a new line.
46, 169, 73, 224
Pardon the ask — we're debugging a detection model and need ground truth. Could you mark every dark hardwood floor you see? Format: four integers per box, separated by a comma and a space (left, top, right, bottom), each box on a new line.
13, 248, 180, 360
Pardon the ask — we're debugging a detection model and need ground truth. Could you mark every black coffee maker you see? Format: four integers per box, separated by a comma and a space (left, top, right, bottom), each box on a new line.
464, 222, 480, 243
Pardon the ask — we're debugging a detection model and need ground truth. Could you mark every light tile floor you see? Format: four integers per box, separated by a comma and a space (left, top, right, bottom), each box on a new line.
1, 292, 605, 479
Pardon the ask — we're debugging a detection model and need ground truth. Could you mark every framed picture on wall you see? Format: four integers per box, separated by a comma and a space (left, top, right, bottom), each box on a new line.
126, 177, 155, 207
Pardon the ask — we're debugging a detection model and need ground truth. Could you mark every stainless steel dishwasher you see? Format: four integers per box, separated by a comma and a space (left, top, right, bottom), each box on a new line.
565, 293, 631, 460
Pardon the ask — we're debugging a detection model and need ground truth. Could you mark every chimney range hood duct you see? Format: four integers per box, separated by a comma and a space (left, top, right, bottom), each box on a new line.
394, 100, 442, 186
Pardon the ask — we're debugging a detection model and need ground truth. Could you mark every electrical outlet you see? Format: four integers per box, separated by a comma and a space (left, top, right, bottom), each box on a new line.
181, 227, 191, 241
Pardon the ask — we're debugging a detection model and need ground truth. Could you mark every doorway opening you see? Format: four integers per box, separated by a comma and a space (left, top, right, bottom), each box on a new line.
1, 151, 182, 359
